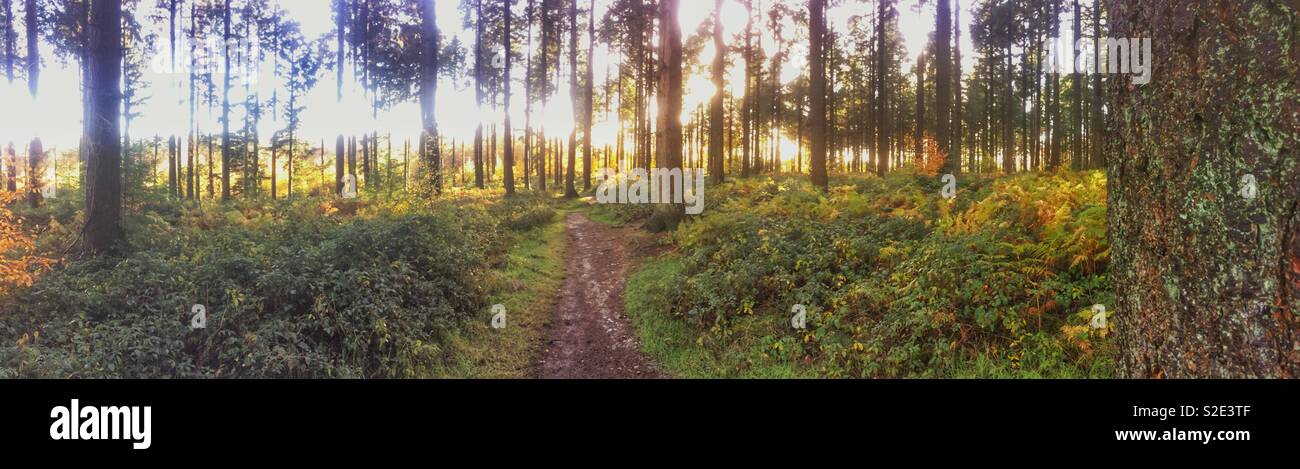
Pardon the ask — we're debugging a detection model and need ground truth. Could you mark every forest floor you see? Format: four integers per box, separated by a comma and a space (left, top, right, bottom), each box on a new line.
535, 211, 662, 379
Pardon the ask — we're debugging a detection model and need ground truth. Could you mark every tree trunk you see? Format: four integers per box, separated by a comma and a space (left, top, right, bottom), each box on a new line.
914, 51, 925, 164
655, 0, 683, 217
418, 0, 441, 195
503, 0, 516, 194
564, 0, 578, 198
708, 0, 725, 184
1107, 0, 1299, 378
83, 0, 123, 253
582, 0, 594, 191
935, 0, 952, 174
874, 1, 889, 176
808, 0, 828, 190
220, 0, 231, 200
953, 0, 964, 173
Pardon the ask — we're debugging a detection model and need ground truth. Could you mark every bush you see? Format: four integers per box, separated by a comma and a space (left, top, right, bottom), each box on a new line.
637, 171, 1114, 378
0, 192, 524, 378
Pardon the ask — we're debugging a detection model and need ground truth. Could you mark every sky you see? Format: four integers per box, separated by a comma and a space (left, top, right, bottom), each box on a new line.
0, 0, 1022, 158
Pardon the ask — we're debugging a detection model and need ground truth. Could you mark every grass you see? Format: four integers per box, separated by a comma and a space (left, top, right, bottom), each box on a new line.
585, 204, 626, 226
624, 255, 816, 378
430, 214, 567, 378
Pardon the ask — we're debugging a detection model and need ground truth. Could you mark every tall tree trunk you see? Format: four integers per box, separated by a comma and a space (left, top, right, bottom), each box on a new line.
84, 0, 124, 253
472, 0, 485, 189
935, 0, 952, 174
418, 0, 441, 195
1070, 0, 1082, 170
740, 0, 753, 177
2, 0, 13, 83
707, 0, 725, 184
22, 0, 35, 96
220, 0, 231, 200
564, 0, 578, 198
1089, 0, 1102, 169
874, 0, 890, 176
1047, 0, 1062, 170
502, 0, 515, 194
187, 2, 196, 199
655, 0, 683, 215
914, 51, 925, 164
524, 0, 534, 190
953, 0, 964, 173
808, 0, 828, 189
582, 0, 594, 191
1107, 0, 1299, 378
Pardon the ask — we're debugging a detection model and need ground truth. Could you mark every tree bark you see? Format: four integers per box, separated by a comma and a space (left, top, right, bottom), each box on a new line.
83, 0, 124, 253
935, 0, 952, 174
1107, 0, 1299, 378
808, 0, 828, 189
419, 0, 441, 195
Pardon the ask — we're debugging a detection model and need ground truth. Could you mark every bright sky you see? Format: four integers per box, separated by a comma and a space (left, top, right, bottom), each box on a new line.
0, 0, 1033, 156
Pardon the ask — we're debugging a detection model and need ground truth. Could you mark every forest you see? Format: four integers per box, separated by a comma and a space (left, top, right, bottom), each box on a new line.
0, 0, 1295, 379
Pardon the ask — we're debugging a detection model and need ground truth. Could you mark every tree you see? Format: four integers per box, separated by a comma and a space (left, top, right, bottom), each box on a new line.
278, 24, 322, 198
913, 51, 924, 163
84, 0, 124, 253
934, 0, 953, 174
502, 0, 515, 194
418, 0, 441, 195
654, 0, 683, 217
874, 0, 891, 176
563, 0, 577, 198
707, 0, 724, 184
953, 0, 963, 172
24, 0, 36, 96
1070, 0, 1082, 170
470, 0, 484, 189
1107, 0, 1299, 378
1089, 0, 1101, 169
807, 0, 828, 190
2, 0, 13, 82
581, 0, 593, 191
220, 0, 232, 200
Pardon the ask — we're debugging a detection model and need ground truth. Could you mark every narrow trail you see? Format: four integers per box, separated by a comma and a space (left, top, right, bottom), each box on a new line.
536, 212, 661, 379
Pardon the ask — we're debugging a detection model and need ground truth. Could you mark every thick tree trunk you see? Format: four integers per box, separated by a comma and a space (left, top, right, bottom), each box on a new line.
419, 0, 441, 195
1107, 0, 1299, 378
654, 0, 683, 219
83, 0, 123, 253
935, 0, 952, 174
808, 0, 828, 190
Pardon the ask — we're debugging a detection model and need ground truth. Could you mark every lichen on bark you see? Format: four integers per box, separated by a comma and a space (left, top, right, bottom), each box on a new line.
1106, 0, 1298, 378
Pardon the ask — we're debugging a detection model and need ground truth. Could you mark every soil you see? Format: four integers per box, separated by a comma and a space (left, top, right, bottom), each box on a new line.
536, 212, 662, 379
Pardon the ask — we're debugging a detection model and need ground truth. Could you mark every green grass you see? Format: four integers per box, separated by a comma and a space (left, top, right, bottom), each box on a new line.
624, 255, 816, 378
583, 203, 627, 227
430, 216, 567, 378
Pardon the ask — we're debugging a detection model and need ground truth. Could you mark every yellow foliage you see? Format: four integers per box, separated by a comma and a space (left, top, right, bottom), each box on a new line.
0, 192, 55, 296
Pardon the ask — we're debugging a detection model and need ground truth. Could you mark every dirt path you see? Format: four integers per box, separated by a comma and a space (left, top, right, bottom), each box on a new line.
536, 212, 661, 379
